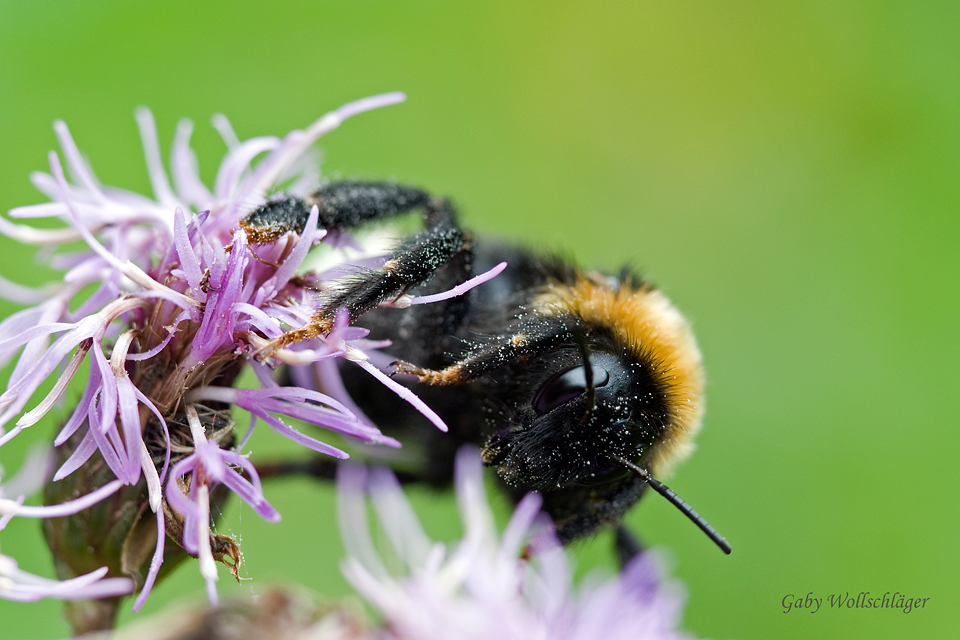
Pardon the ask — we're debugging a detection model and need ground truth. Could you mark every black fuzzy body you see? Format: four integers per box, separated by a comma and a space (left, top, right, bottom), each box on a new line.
246, 182, 690, 548
338, 241, 656, 544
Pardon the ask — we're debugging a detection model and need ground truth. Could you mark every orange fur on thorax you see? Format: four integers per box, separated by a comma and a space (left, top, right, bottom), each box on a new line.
531, 274, 705, 476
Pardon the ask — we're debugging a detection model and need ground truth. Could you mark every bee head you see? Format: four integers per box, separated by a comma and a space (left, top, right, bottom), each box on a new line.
481, 276, 705, 492
481, 348, 666, 490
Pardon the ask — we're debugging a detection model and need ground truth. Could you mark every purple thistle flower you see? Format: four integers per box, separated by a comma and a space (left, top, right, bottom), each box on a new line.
0, 93, 500, 627
337, 448, 699, 640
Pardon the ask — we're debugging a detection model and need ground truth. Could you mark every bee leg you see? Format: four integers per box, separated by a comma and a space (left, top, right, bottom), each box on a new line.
276, 214, 469, 346
240, 182, 436, 244
614, 525, 646, 566
239, 181, 472, 348
394, 315, 578, 385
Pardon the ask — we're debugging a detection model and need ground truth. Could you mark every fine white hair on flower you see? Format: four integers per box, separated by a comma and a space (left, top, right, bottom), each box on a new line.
337, 448, 696, 640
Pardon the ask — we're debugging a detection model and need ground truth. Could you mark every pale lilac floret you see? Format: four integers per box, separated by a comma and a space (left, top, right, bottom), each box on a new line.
0, 435, 132, 532
338, 448, 697, 640
380, 261, 507, 308
0, 556, 134, 603
0, 449, 134, 603
162, 405, 279, 605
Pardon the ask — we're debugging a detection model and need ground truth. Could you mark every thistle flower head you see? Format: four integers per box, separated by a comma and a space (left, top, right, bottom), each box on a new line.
91, 449, 700, 640
337, 448, 697, 640
0, 94, 498, 625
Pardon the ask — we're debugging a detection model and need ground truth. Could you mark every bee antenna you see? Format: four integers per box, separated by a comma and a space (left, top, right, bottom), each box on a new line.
573, 328, 596, 427
610, 454, 732, 555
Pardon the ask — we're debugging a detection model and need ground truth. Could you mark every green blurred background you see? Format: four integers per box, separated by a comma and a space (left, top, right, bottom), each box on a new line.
0, 1, 957, 638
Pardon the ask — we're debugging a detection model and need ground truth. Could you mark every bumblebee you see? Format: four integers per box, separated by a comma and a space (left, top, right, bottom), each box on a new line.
243, 182, 730, 558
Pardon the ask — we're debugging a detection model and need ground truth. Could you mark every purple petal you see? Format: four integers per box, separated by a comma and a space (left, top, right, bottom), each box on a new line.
218, 466, 280, 523
213, 136, 280, 201
132, 508, 166, 612
85, 404, 127, 481
353, 358, 449, 433
258, 204, 321, 300
134, 107, 179, 211
499, 492, 544, 563
5, 479, 124, 519
173, 207, 204, 293
55, 361, 102, 446
171, 118, 214, 208
53, 429, 98, 482
248, 408, 348, 458
116, 375, 146, 484
165, 457, 202, 521
133, 386, 171, 483
368, 467, 431, 567
408, 261, 507, 305
336, 463, 387, 578
52, 120, 106, 205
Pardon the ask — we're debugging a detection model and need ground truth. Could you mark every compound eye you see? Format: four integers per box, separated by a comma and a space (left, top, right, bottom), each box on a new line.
532, 364, 610, 414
